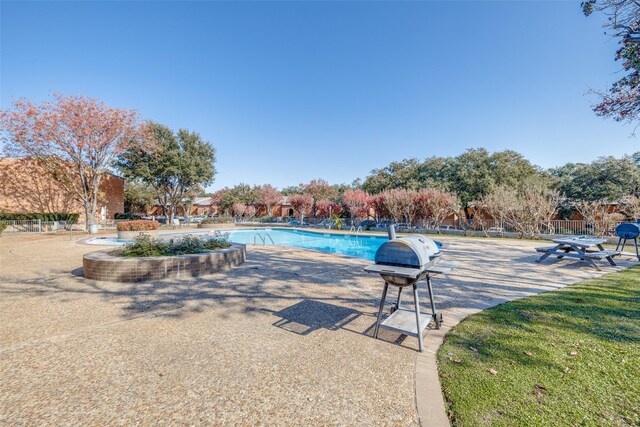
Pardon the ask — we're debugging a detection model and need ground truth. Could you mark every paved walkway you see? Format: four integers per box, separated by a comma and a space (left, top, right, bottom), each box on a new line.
0, 233, 636, 425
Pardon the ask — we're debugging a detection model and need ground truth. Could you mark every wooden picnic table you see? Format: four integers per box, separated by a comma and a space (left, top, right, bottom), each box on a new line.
535, 236, 620, 270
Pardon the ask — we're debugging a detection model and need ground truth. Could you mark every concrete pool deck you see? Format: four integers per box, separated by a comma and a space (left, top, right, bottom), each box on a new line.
1, 233, 637, 425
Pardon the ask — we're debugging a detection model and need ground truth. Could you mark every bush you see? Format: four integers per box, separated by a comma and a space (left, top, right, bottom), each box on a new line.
114, 212, 142, 220
200, 216, 233, 224
117, 234, 169, 257
169, 235, 206, 255
116, 234, 230, 257
0, 212, 79, 222
202, 236, 231, 251
0, 221, 6, 234
116, 220, 160, 231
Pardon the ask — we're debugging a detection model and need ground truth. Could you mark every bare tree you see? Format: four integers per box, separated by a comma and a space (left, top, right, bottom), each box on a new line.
621, 195, 640, 220
480, 184, 559, 238
577, 200, 624, 235
382, 189, 417, 225
413, 189, 460, 232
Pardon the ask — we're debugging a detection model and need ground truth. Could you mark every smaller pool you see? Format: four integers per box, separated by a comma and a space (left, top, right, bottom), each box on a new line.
85, 228, 442, 261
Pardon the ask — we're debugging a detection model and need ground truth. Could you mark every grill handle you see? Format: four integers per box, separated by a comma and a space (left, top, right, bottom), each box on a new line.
388, 224, 397, 240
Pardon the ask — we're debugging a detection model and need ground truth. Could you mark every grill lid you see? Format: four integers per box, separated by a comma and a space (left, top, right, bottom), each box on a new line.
374, 235, 440, 269
616, 222, 640, 239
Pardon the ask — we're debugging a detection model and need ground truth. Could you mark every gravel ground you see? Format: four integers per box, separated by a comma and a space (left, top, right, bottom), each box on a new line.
0, 232, 636, 426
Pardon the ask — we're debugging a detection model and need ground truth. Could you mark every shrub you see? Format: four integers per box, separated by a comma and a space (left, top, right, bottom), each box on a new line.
169, 235, 206, 255
116, 220, 160, 232
0, 212, 79, 222
117, 234, 169, 257
0, 221, 7, 234
116, 234, 230, 257
202, 236, 231, 251
114, 212, 142, 220
200, 216, 233, 224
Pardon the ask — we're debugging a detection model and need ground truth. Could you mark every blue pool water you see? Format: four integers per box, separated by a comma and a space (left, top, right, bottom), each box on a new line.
86, 228, 441, 261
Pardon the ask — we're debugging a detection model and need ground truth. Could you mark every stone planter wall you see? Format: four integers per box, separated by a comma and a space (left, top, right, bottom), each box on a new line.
117, 229, 160, 240
83, 244, 246, 282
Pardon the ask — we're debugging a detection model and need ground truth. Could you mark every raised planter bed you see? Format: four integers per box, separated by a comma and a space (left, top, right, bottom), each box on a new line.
117, 229, 160, 240
83, 243, 246, 282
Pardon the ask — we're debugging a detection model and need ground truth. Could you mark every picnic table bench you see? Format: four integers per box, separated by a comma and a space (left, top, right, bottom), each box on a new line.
535, 237, 620, 270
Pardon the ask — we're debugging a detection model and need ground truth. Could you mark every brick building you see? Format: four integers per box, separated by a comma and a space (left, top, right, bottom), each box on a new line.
0, 157, 124, 223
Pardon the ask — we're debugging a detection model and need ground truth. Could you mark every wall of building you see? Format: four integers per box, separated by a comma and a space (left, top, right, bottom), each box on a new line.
0, 158, 124, 222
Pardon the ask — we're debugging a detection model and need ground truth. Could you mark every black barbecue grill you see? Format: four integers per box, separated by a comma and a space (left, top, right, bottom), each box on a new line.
364, 232, 456, 352
615, 222, 640, 261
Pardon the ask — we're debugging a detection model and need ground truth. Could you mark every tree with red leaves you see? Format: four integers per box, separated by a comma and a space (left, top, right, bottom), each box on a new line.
259, 184, 283, 216
342, 189, 370, 220
383, 189, 418, 225
289, 194, 314, 221
244, 205, 257, 220
370, 193, 391, 221
1, 94, 145, 231
232, 203, 247, 218
413, 189, 435, 228
301, 178, 338, 219
315, 199, 342, 218
302, 179, 338, 203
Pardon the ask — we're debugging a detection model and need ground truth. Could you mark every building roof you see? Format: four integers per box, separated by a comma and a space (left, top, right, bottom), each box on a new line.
192, 197, 213, 206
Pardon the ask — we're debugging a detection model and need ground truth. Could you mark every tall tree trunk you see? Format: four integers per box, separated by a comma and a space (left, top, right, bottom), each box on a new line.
84, 202, 92, 230
89, 175, 101, 228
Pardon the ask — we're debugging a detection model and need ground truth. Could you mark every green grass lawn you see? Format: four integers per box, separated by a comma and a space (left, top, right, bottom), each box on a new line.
437, 266, 640, 426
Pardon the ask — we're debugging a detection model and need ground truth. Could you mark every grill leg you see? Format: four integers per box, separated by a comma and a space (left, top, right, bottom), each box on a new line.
616, 237, 622, 252
426, 275, 441, 329
374, 282, 389, 339
635, 238, 640, 261
393, 287, 403, 313
413, 284, 424, 353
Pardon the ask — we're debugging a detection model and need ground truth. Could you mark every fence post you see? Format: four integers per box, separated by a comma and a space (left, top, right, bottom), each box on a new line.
38, 219, 41, 233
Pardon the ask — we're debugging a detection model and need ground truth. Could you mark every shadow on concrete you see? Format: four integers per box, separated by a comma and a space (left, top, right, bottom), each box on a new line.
1, 242, 637, 351
268, 299, 361, 335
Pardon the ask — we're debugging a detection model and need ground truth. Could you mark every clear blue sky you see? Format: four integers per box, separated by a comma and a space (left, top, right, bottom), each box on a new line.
1, 1, 637, 191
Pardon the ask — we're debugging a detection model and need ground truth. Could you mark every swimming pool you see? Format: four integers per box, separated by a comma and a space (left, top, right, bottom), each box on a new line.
85, 228, 441, 261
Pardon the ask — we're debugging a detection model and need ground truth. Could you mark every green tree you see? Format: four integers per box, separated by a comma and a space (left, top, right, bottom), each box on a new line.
550, 153, 640, 201
211, 187, 236, 215
360, 148, 542, 220
330, 183, 353, 203
416, 156, 453, 190
116, 123, 216, 220
445, 148, 495, 210
281, 186, 303, 196
361, 158, 423, 194
124, 180, 156, 213
229, 183, 263, 206
211, 183, 264, 215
